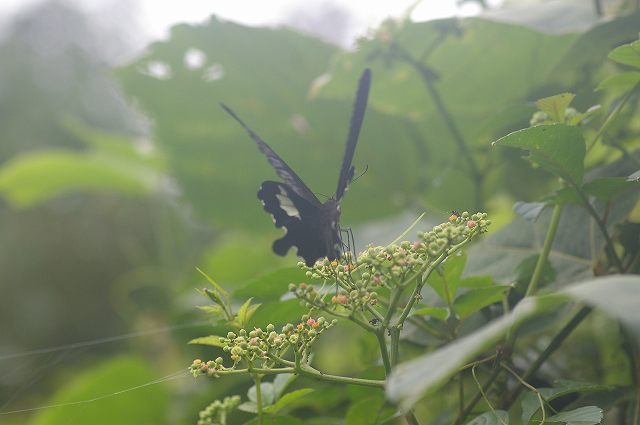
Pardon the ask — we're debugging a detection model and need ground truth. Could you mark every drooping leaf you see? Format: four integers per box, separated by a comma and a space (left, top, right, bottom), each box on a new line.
387, 275, 640, 410
387, 296, 560, 410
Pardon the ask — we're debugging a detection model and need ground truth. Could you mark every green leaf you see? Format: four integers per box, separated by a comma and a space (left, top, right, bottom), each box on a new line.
535, 92, 575, 124
466, 410, 509, 425
583, 177, 639, 202
459, 276, 494, 288
596, 72, 640, 91
387, 296, 561, 410
0, 150, 159, 208
231, 298, 261, 328
521, 381, 611, 424
29, 356, 169, 425
411, 306, 449, 321
345, 394, 385, 425
264, 388, 314, 414
608, 39, 640, 68
188, 335, 224, 347
196, 267, 229, 297
493, 124, 585, 186
196, 305, 224, 315
427, 253, 467, 303
546, 406, 603, 424
388, 275, 640, 410
453, 286, 510, 319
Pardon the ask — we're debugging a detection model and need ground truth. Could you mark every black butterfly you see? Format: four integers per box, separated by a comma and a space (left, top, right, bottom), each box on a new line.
221, 69, 371, 267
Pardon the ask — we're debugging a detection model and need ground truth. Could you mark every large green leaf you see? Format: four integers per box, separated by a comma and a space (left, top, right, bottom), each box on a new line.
28, 356, 170, 425
387, 275, 640, 410
0, 150, 160, 208
493, 124, 585, 186
117, 18, 417, 231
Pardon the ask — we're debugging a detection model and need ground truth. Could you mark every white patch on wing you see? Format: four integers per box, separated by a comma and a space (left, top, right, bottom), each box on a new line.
276, 188, 301, 219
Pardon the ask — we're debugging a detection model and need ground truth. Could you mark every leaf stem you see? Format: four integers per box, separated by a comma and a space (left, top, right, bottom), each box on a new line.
525, 204, 563, 298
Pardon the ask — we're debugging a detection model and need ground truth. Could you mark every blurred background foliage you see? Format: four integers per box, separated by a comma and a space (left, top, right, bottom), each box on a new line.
0, 0, 638, 424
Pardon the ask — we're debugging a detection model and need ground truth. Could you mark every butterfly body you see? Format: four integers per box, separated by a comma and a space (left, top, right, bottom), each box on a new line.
222, 69, 371, 266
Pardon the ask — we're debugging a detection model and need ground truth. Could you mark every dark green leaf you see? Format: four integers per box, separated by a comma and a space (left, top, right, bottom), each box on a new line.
345, 394, 385, 425
453, 286, 510, 319
583, 177, 639, 201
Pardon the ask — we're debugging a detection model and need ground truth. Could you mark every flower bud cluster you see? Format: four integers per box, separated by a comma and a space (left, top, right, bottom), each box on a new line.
293, 212, 489, 302
197, 395, 241, 425
189, 315, 336, 377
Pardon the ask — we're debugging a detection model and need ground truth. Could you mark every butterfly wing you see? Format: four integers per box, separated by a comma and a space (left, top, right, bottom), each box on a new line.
221, 103, 321, 206
259, 181, 339, 266
335, 68, 372, 200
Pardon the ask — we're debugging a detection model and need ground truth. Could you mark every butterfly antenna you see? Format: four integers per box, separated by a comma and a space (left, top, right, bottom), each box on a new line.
351, 164, 369, 185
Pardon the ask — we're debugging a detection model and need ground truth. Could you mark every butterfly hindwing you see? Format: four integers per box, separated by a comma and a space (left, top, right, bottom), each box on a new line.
258, 181, 339, 266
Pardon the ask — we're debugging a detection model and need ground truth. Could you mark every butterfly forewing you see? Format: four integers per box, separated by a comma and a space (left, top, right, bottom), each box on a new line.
220, 104, 321, 206
335, 69, 371, 200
